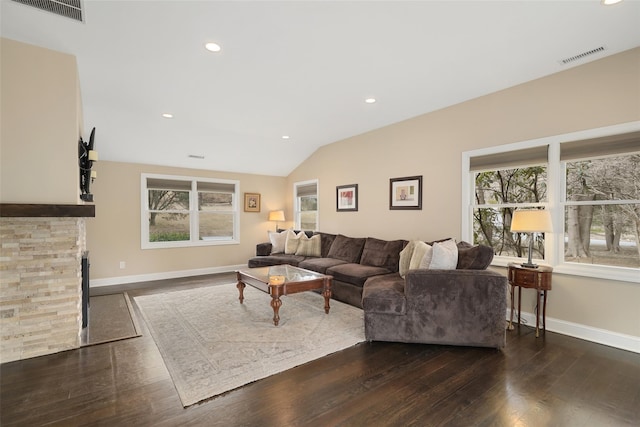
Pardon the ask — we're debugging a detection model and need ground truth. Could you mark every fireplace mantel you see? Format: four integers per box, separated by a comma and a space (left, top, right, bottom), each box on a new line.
0, 203, 95, 218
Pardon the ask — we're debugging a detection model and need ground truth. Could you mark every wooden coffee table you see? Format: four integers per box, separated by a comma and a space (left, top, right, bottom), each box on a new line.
236, 265, 332, 326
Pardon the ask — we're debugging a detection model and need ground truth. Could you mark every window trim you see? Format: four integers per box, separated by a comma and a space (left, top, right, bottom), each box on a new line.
141, 173, 240, 249
462, 121, 640, 284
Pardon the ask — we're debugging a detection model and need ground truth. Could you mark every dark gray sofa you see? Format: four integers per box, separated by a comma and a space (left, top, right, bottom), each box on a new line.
248, 231, 507, 348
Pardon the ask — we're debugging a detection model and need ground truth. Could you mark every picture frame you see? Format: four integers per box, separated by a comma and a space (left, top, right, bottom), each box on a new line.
336, 184, 358, 212
244, 193, 261, 212
389, 176, 422, 210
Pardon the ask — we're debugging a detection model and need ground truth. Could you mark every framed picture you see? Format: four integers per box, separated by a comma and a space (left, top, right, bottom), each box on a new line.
337, 184, 358, 212
244, 193, 261, 212
389, 176, 422, 210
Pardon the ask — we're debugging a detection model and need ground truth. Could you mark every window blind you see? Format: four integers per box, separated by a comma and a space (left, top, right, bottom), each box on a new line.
560, 131, 640, 161
470, 145, 548, 171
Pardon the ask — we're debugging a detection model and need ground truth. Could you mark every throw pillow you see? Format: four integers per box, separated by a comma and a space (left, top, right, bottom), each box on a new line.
295, 234, 321, 257
284, 230, 303, 255
268, 230, 288, 254
409, 241, 430, 270
429, 239, 458, 270
399, 240, 418, 278
418, 244, 434, 269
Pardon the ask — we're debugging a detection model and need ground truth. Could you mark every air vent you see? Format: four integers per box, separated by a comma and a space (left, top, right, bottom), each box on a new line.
11, 0, 84, 22
560, 46, 606, 65
188, 155, 205, 159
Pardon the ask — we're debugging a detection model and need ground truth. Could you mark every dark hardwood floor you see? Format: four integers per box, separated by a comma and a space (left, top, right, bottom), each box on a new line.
2, 273, 639, 426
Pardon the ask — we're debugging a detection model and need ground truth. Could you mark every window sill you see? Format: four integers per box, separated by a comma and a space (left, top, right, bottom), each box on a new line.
142, 239, 239, 250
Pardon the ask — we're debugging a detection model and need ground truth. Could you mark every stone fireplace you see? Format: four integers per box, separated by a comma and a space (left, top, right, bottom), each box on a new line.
0, 204, 94, 363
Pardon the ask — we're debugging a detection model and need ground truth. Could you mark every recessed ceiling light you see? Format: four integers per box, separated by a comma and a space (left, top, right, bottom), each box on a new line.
365, 98, 376, 104
282, 135, 290, 140
162, 113, 173, 118
601, 0, 622, 5
205, 42, 221, 52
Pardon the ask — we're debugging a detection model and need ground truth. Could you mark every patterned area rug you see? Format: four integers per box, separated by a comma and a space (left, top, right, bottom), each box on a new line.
134, 284, 365, 407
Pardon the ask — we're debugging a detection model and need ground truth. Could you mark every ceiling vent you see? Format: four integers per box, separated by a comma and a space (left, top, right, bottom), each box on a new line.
559, 46, 606, 65
11, 0, 84, 22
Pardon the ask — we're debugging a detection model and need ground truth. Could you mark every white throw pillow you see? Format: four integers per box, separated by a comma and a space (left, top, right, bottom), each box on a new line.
295, 233, 321, 257
268, 230, 288, 254
410, 241, 430, 270
284, 230, 303, 255
418, 244, 434, 269
429, 239, 458, 270
399, 240, 418, 278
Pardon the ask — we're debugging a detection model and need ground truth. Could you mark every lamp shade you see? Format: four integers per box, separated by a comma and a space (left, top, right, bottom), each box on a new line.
268, 210, 285, 222
510, 209, 552, 233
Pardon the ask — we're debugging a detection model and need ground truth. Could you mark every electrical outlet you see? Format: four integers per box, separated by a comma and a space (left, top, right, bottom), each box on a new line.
119, 261, 126, 269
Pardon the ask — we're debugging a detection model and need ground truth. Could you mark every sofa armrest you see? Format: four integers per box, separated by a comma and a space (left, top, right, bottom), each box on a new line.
404, 269, 508, 347
256, 242, 272, 256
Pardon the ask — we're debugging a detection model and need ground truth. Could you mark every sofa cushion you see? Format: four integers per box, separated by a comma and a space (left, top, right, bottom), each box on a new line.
399, 240, 418, 278
410, 241, 430, 270
295, 233, 322, 257
326, 234, 366, 263
315, 232, 337, 258
429, 239, 458, 270
284, 230, 303, 254
456, 242, 494, 270
268, 230, 288, 254
360, 237, 406, 272
298, 257, 348, 274
248, 254, 306, 268
362, 273, 406, 315
327, 263, 391, 287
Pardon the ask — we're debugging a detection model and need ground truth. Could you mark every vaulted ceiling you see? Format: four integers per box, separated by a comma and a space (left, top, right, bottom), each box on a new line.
2, 0, 639, 176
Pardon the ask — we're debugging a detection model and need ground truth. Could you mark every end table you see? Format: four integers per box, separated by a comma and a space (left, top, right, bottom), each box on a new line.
508, 262, 553, 337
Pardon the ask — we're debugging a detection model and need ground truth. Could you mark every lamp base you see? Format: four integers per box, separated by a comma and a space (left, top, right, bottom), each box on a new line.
520, 262, 539, 269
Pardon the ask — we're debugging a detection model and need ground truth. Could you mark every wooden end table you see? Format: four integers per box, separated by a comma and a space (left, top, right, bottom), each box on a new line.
236, 265, 332, 326
508, 262, 553, 337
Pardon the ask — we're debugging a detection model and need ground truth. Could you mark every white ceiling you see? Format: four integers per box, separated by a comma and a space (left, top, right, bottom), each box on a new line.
2, 1, 640, 176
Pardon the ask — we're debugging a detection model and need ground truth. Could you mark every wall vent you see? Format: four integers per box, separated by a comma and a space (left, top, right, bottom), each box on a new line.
560, 46, 606, 65
11, 0, 84, 22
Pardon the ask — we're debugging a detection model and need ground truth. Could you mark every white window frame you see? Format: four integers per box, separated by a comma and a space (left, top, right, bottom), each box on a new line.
141, 173, 240, 249
462, 121, 640, 284
293, 179, 319, 231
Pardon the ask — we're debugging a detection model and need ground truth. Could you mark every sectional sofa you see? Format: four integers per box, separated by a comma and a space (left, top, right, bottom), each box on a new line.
248, 230, 508, 348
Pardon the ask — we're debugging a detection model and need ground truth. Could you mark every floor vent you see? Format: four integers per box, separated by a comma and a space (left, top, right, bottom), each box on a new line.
560, 46, 605, 65
11, 0, 84, 22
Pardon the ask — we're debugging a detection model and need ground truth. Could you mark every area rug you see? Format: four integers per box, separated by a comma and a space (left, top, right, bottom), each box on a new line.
82, 292, 142, 346
134, 284, 365, 407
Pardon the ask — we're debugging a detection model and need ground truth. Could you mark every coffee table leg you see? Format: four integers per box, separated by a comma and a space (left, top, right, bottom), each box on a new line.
271, 296, 282, 326
237, 281, 245, 304
323, 278, 331, 314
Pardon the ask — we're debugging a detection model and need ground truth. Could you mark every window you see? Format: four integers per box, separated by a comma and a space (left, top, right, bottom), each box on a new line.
142, 174, 239, 248
463, 122, 640, 283
294, 180, 318, 231
470, 146, 549, 262
561, 132, 640, 269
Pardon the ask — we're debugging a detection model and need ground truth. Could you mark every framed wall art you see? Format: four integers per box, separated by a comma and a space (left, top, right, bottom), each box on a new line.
336, 184, 358, 212
389, 176, 422, 210
244, 192, 261, 212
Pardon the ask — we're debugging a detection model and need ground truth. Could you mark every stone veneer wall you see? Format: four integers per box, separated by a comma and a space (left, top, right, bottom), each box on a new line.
0, 217, 85, 363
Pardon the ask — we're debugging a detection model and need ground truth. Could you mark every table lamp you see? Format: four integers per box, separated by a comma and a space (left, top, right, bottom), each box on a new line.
268, 210, 285, 231
510, 209, 552, 268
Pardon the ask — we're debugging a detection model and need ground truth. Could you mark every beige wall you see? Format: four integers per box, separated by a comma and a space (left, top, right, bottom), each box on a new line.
287, 47, 640, 338
1, 38, 83, 204
87, 161, 287, 280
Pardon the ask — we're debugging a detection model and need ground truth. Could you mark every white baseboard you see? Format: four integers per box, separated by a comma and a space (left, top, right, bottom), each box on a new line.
507, 309, 639, 354
90, 264, 246, 288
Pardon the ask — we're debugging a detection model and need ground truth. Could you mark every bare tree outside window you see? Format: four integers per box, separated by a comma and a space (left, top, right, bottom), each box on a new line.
564, 154, 640, 268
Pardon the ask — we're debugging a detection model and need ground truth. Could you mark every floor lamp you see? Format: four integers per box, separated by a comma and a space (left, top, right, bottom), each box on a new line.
510, 209, 552, 268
